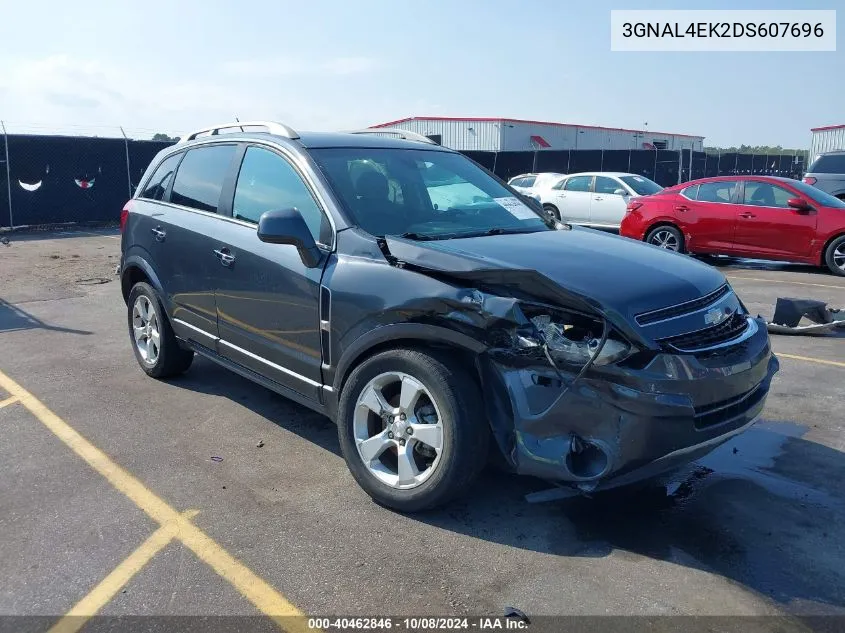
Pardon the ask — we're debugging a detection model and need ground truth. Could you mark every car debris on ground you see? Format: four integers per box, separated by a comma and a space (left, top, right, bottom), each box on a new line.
764, 297, 845, 335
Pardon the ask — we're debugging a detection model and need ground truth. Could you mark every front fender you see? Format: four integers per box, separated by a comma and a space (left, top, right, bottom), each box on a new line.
331, 322, 486, 396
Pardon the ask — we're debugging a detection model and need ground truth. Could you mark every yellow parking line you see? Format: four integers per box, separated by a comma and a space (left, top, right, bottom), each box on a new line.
0, 369, 309, 633
727, 275, 845, 290
48, 509, 200, 633
0, 396, 19, 409
777, 353, 845, 369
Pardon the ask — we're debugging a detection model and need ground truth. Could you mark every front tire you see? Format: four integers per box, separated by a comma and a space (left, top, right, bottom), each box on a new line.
645, 225, 685, 253
337, 348, 489, 512
127, 282, 194, 378
824, 235, 845, 277
542, 204, 561, 221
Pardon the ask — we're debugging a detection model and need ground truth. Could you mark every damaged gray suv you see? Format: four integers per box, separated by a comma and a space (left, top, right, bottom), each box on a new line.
120, 121, 780, 512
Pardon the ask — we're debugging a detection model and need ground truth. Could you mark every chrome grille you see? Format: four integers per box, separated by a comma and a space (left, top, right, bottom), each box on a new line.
635, 284, 731, 326
657, 313, 750, 352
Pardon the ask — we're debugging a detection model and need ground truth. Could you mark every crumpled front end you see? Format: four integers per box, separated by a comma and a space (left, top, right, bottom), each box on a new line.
379, 234, 780, 492
479, 318, 778, 489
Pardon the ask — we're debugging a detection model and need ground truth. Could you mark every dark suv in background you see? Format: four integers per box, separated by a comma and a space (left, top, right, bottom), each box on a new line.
804, 151, 845, 200
120, 121, 779, 512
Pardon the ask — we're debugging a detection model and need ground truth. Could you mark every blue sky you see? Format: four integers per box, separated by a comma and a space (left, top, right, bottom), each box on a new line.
0, 0, 840, 148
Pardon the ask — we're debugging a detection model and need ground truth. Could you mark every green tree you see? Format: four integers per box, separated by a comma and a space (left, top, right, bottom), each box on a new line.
151, 133, 176, 142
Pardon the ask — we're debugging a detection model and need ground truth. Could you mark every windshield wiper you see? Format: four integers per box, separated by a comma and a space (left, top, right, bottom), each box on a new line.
395, 232, 437, 241
479, 227, 544, 237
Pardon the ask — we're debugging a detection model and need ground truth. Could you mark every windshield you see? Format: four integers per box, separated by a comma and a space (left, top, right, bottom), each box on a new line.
788, 179, 845, 208
620, 175, 663, 196
310, 147, 552, 239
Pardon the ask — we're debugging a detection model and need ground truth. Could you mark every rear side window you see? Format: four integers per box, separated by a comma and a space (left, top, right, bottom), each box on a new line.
140, 153, 181, 201
594, 176, 622, 194
680, 184, 699, 200
170, 145, 238, 213
808, 154, 845, 174
697, 181, 738, 203
233, 146, 329, 244
520, 176, 537, 187
564, 175, 592, 192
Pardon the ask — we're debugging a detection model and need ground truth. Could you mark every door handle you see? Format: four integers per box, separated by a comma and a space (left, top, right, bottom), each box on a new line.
739, 212, 756, 219
214, 248, 236, 266
674, 205, 689, 212
151, 227, 166, 242
593, 196, 603, 201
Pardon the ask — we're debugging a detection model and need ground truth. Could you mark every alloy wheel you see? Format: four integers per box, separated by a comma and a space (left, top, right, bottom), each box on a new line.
650, 229, 680, 251
834, 243, 845, 272
353, 372, 444, 489
132, 295, 160, 365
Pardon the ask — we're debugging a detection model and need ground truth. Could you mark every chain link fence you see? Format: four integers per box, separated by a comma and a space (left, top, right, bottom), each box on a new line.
0, 125, 176, 229
0, 126, 810, 230
464, 148, 808, 185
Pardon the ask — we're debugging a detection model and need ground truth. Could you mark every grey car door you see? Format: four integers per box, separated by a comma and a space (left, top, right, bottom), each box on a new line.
159, 143, 240, 346
212, 144, 331, 400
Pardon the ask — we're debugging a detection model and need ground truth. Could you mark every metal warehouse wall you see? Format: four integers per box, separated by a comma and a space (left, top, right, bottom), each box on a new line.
501, 123, 703, 152
811, 127, 845, 158
383, 119, 702, 152
385, 119, 502, 151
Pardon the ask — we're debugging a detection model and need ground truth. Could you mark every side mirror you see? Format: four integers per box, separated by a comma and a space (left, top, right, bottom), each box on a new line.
787, 198, 813, 213
613, 188, 628, 196
257, 208, 321, 268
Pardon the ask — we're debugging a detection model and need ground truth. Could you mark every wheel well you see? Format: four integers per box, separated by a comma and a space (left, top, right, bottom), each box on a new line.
337, 338, 482, 396
542, 203, 558, 210
121, 265, 150, 303
644, 221, 681, 239
820, 232, 845, 266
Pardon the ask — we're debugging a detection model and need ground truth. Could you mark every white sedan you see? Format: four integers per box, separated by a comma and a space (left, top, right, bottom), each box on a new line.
507, 172, 565, 195
536, 172, 663, 229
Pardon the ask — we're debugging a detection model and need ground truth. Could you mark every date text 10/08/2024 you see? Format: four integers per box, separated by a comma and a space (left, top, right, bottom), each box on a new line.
307, 617, 529, 630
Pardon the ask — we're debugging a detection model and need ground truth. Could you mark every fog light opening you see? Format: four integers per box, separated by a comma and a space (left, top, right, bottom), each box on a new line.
566, 434, 611, 480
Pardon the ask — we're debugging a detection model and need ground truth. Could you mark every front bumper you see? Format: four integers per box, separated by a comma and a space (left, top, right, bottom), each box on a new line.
481, 316, 779, 488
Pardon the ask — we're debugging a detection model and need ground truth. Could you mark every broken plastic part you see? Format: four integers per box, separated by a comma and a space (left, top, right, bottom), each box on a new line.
765, 297, 845, 335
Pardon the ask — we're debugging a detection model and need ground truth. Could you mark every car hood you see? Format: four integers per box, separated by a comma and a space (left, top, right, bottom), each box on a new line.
383, 226, 727, 324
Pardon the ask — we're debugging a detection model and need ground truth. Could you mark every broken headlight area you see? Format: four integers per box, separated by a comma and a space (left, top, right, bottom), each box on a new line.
494, 305, 633, 371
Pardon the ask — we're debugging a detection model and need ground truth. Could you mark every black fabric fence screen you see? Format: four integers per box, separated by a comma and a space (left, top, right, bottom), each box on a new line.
1, 134, 173, 228
0, 134, 810, 230
467, 149, 807, 187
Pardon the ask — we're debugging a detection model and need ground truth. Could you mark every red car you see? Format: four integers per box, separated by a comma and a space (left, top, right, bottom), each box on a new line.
620, 175, 845, 276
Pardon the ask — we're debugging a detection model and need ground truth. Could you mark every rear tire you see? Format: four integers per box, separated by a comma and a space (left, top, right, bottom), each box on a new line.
542, 204, 561, 221
824, 235, 845, 277
127, 282, 194, 378
337, 348, 489, 513
645, 225, 685, 254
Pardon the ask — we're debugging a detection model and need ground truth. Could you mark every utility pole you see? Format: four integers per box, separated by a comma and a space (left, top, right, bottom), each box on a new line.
1, 120, 12, 229
120, 127, 133, 198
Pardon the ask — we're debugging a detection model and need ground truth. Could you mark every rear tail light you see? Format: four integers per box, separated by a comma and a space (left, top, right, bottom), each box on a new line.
803, 176, 817, 185
120, 201, 131, 232
626, 200, 643, 213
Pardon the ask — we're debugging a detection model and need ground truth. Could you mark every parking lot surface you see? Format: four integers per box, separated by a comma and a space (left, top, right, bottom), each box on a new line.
1, 228, 845, 630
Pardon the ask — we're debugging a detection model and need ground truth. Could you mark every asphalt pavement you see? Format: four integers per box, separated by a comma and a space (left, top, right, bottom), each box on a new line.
1, 229, 844, 632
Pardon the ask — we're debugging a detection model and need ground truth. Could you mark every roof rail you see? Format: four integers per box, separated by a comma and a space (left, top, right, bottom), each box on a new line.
178, 120, 300, 144
345, 128, 439, 145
